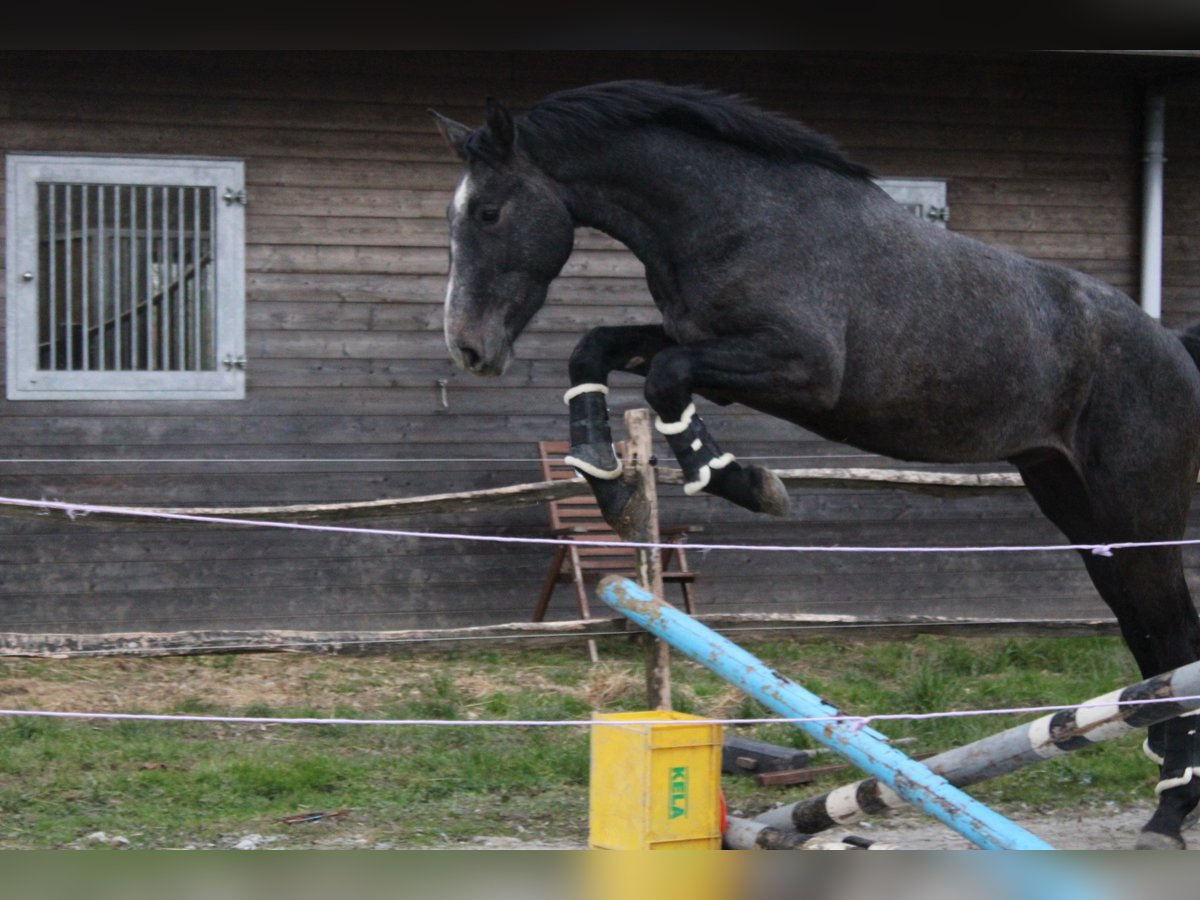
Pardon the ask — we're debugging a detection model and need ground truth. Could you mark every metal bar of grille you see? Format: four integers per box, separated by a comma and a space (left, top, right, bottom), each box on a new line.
97, 185, 106, 370
47, 184, 57, 370
191, 186, 201, 369
144, 186, 155, 371
64, 185, 73, 371
159, 186, 169, 370
113, 185, 122, 371
81, 185, 90, 371
205, 188, 215, 366
129, 184, 138, 371
176, 186, 185, 371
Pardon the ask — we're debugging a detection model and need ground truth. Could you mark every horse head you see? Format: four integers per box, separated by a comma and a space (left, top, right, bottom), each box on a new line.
430, 99, 575, 376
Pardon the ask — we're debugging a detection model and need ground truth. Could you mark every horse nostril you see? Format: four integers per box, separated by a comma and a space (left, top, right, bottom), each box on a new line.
457, 344, 482, 370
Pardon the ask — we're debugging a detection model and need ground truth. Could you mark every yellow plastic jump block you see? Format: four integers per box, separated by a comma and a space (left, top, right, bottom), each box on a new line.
589, 710, 723, 850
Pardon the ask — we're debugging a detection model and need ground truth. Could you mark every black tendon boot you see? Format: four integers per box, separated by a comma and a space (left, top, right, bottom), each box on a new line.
654, 403, 789, 517
562, 383, 638, 528
563, 384, 621, 479
1138, 712, 1200, 849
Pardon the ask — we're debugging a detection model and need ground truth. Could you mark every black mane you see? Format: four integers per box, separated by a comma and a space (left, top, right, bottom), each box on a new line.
512, 80, 873, 179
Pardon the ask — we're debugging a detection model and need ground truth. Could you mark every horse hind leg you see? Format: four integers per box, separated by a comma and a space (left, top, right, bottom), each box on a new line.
643, 344, 789, 517
1017, 452, 1200, 849
652, 399, 789, 516
1115, 546, 1200, 849
1140, 707, 1200, 849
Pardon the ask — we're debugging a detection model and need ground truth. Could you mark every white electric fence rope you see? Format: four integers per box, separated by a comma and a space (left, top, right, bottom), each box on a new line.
0, 452, 878, 464
2, 691, 1200, 730
1, 495, 1194, 558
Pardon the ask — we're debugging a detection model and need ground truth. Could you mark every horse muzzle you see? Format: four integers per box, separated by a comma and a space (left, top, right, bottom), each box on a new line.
447, 336, 512, 377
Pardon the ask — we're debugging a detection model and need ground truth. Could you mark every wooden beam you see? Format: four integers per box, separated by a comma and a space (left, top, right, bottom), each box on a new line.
0, 477, 592, 525
622, 408, 672, 711
659, 466, 1026, 495
0, 615, 1121, 658
0, 466, 1037, 527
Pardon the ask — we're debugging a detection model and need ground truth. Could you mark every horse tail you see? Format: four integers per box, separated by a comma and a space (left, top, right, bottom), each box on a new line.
1178, 322, 1200, 372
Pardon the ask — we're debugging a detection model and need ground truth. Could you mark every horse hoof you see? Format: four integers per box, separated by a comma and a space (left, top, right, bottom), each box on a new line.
1134, 830, 1186, 850
704, 463, 791, 517
564, 442, 622, 481
746, 464, 790, 517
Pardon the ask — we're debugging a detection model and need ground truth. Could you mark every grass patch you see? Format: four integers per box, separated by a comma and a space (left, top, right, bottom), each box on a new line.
0, 634, 1156, 848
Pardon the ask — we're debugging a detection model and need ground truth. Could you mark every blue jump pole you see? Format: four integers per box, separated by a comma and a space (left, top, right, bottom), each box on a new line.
597, 575, 1053, 851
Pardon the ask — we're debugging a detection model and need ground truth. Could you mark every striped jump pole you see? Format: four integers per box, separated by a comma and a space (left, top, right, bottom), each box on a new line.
596, 575, 1053, 851
754, 655, 1200, 838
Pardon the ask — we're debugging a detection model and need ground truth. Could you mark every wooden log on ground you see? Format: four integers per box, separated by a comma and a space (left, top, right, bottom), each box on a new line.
722, 735, 816, 775
0, 615, 1121, 658
0, 618, 634, 658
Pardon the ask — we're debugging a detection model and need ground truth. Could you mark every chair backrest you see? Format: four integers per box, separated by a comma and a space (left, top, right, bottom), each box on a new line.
538, 440, 637, 574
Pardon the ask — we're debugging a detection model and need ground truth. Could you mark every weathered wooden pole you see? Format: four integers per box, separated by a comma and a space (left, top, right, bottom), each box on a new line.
621, 408, 672, 711
597, 575, 1053, 850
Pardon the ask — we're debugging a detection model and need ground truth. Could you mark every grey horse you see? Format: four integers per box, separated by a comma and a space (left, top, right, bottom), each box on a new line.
432, 80, 1200, 848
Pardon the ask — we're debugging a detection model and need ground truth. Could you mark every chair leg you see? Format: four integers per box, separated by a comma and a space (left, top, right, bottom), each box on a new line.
534, 545, 568, 623
679, 580, 696, 616
568, 546, 600, 664
674, 544, 696, 615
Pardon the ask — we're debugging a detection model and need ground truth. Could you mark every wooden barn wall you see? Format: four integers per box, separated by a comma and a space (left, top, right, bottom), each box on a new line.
1162, 74, 1200, 329
1, 50, 1199, 635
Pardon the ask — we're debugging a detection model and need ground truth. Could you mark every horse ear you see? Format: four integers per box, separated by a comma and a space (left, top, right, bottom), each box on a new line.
485, 97, 515, 157
429, 109, 472, 161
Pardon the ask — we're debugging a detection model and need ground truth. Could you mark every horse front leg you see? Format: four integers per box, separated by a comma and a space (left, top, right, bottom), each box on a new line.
564, 325, 676, 524
643, 341, 793, 517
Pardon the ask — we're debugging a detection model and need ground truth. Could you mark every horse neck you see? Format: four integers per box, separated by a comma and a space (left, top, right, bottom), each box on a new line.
539, 133, 742, 266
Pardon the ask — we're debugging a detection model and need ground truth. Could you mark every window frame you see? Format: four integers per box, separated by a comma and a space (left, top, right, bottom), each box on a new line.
5, 153, 246, 401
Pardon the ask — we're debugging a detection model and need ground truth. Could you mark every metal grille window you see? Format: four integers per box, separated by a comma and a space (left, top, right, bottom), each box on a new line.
6, 155, 245, 400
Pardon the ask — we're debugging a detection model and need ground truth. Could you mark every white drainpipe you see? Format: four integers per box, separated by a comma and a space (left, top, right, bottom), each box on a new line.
1140, 87, 1166, 320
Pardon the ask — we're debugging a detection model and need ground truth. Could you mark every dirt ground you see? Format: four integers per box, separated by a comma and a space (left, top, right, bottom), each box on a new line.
187, 805, 1191, 851
0, 652, 660, 719
451, 805, 1199, 851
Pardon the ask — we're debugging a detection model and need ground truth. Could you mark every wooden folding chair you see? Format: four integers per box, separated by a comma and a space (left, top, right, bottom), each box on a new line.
532, 441, 700, 661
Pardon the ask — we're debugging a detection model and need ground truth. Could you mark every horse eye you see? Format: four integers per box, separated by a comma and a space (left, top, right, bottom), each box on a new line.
479, 207, 500, 224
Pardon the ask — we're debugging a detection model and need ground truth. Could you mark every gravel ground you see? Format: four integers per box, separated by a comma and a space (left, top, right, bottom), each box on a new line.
819, 803, 1188, 850
432, 804, 1199, 851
